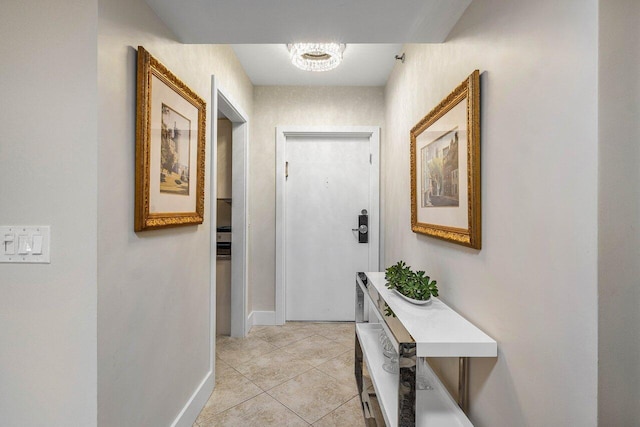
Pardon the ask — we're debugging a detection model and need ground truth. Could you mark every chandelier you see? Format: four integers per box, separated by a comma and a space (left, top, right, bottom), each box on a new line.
287, 43, 346, 72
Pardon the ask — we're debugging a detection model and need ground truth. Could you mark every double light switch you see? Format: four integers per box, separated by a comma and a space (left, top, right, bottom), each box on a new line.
1, 226, 50, 263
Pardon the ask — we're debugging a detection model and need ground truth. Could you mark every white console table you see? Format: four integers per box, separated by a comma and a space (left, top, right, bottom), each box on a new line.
355, 272, 497, 426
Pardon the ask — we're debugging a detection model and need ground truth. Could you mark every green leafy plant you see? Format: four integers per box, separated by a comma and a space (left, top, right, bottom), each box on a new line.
384, 261, 439, 301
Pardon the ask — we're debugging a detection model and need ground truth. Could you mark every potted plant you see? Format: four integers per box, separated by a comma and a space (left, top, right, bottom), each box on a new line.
384, 261, 438, 304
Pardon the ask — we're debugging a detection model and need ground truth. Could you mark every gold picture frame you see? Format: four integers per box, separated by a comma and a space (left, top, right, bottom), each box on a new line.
410, 70, 481, 248
135, 46, 206, 231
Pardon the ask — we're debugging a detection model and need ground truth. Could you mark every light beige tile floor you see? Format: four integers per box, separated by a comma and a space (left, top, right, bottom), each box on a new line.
194, 322, 366, 427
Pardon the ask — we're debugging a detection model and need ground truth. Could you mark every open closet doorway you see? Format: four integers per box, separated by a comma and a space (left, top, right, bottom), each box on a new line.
211, 77, 249, 363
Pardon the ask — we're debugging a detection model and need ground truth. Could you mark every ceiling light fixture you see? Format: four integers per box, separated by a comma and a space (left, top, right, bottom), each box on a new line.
287, 43, 346, 72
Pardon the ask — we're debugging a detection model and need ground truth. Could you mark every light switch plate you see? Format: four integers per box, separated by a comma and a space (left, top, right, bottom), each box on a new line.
0, 226, 50, 263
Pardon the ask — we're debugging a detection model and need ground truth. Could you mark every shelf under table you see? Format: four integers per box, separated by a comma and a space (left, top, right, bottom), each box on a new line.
356, 323, 472, 427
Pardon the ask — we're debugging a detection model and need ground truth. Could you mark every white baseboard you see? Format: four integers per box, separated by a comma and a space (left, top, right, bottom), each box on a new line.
170, 370, 214, 427
248, 310, 276, 327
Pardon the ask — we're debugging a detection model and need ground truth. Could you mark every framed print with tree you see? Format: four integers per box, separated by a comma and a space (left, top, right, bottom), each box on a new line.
135, 46, 206, 231
410, 70, 481, 249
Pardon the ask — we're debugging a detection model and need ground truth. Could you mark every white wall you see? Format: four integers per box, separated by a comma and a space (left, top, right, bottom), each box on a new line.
250, 86, 385, 313
97, 0, 253, 425
598, 0, 640, 424
0, 1, 98, 425
384, 1, 598, 426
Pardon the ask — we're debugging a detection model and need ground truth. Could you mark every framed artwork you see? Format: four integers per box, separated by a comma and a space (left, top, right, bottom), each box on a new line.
410, 70, 481, 249
135, 46, 206, 231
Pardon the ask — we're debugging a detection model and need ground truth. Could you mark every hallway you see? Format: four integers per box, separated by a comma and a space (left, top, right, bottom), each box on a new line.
5, 0, 639, 425
196, 323, 364, 426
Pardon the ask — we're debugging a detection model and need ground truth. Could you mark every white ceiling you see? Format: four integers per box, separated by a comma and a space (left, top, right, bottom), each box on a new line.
143, 0, 472, 86
232, 44, 402, 86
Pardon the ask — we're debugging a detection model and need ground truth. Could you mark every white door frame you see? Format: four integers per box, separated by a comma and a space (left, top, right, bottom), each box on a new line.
275, 126, 380, 325
176, 78, 249, 427
211, 77, 249, 343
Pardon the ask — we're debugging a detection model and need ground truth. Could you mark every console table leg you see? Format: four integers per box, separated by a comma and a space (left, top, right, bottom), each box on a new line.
398, 343, 417, 427
458, 357, 469, 413
355, 336, 364, 396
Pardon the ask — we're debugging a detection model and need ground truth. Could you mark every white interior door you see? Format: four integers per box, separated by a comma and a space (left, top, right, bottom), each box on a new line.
284, 133, 374, 321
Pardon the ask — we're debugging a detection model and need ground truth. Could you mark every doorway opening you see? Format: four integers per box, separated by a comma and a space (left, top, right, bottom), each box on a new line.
215, 117, 232, 335
275, 126, 380, 324
211, 77, 249, 356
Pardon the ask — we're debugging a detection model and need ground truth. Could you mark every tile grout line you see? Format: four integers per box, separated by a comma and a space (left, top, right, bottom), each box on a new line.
265, 384, 315, 425
266, 367, 354, 425
216, 356, 264, 391
311, 395, 358, 426
254, 362, 317, 393
200, 355, 262, 424
315, 348, 357, 386
222, 344, 317, 392
256, 332, 323, 350
264, 367, 327, 418
217, 390, 313, 426
207, 323, 358, 426
197, 391, 269, 425
216, 335, 277, 369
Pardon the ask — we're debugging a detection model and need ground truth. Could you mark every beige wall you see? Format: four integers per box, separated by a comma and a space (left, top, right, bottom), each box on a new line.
249, 86, 385, 312
97, 0, 253, 425
598, 0, 640, 423
384, 1, 598, 426
0, 1, 98, 425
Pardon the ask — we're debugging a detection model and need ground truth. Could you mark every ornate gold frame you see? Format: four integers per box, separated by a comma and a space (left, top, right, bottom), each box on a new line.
135, 46, 206, 231
410, 70, 481, 249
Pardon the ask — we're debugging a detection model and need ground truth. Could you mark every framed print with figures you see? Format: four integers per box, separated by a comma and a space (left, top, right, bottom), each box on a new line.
410, 70, 481, 249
